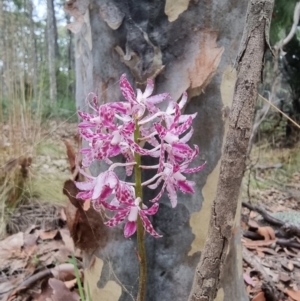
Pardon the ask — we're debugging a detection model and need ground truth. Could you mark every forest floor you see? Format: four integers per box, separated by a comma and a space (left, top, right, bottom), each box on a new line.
0, 121, 300, 301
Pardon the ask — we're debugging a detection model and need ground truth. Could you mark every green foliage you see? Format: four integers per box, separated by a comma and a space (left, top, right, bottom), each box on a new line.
270, 0, 299, 44
69, 254, 92, 301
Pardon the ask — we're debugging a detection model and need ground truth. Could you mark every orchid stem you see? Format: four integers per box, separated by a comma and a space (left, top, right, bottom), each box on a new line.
134, 122, 147, 301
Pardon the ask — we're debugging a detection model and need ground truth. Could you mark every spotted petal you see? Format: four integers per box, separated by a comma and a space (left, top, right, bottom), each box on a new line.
139, 210, 162, 238
177, 180, 195, 194
142, 203, 159, 215
104, 209, 130, 227
120, 74, 136, 104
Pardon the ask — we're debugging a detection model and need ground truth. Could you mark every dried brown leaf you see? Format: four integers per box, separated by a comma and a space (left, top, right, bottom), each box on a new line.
250, 211, 258, 219
248, 219, 260, 229
63, 180, 108, 251
242, 239, 276, 248
288, 261, 294, 271
39, 230, 59, 240
60, 208, 67, 222
33, 278, 54, 301
261, 247, 277, 255
279, 273, 291, 283
252, 291, 266, 301
64, 278, 77, 289
49, 278, 80, 301
59, 228, 74, 252
285, 289, 300, 301
63, 140, 76, 173
243, 273, 256, 287
256, 248, 265, 258
256, 226, 276, 241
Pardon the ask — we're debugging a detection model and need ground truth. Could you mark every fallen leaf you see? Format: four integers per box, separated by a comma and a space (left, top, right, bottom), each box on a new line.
59, 228, 74, 252
279, 273, 291, 283
64, 278, 77, 289
288, 261, 294, 271
283, 248, 298, 257
243, 273, 256, 287
285, 289, 300, 301
250, 211, 258, 219
63, 139, 76, 174
248, 219, 260, 229
242, 239, 276, 248
252, 291, 266, 301
256, 248, 265, 258
33, 278, 54, 301
256, 226, 276, 241
49, 278, 80, 301
39, 230, 59, 240
60, 208, 67, 222
270, 204, 287, 212
260, 248, 277, 255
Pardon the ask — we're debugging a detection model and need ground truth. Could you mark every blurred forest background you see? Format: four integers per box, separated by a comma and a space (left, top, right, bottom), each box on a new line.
0, 0, 75, 121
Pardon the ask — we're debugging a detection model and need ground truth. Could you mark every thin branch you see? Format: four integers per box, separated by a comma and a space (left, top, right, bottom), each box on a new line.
275, 2, 300, 49
258, 93, 300, 130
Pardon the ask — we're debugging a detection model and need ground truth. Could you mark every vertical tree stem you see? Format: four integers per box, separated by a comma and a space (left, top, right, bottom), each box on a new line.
134, 122, 147, 301
188, 1, 274, 300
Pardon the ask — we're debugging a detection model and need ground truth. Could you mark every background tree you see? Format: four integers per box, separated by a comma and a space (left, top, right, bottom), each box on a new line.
47, 0, 58, 104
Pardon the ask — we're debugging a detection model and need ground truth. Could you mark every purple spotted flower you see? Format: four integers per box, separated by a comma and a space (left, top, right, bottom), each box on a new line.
76, 74, 206, 238
103, 182, 161, 238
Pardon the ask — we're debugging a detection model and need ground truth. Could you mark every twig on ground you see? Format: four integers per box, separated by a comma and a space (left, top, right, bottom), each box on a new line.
242, 202, 300, 238
7, 263, 76, 298
243, 231, 300, 248
242, 248, 281, 301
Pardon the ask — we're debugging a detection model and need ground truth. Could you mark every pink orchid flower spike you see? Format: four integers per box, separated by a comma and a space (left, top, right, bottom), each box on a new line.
103, 183, 162, 238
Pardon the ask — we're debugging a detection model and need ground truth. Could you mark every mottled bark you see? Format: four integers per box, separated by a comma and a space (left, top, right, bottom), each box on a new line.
66, 0, 250, 300
46, 0, 57, 103
188, 1, 274, 300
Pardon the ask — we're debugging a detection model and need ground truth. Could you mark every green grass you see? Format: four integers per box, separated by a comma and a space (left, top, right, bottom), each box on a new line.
36, 142, 63, 157
30, 176, 67, 204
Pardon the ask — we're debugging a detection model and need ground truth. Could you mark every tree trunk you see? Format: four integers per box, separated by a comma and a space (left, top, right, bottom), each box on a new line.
46, 0, 57, 104
28, 0, 38, 99
188, 1, 274, 300
67, 1, 249, 300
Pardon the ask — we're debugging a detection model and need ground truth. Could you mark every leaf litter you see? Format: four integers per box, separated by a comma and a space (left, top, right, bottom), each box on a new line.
242, 150, 300, 301
0, 124, 86, 301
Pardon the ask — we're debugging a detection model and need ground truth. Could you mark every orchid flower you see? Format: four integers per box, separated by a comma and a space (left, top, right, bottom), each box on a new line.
75, 170, 119, 206
142, 146, 206, 207
102, 182, 161, 238
76, 74, 206, 238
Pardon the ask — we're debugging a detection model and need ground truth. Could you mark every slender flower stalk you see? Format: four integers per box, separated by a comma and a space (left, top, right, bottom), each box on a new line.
75, 74, 205, 301
134, 122, 147, 301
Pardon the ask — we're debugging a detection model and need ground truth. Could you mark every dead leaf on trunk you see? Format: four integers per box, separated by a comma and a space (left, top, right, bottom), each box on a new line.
63, 180, 108, 251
